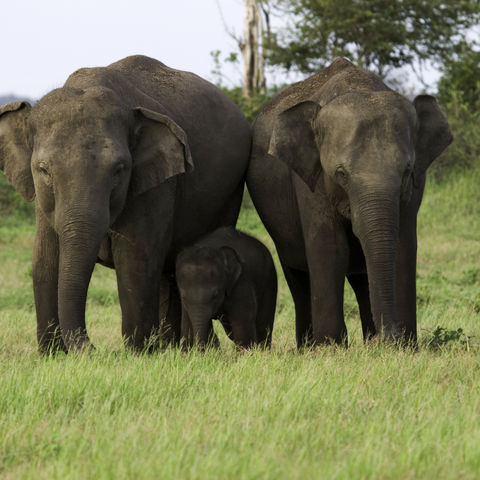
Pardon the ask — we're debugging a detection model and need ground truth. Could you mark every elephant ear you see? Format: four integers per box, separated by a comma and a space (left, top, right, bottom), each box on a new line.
267, 100, 322, 192
130, 107, 193, 196
413, 95, 453, 176
221, 246, 242, 297
0, 101, 35, 201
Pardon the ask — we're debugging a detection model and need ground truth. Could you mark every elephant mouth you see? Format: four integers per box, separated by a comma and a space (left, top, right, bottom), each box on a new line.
336, 200, 351, 219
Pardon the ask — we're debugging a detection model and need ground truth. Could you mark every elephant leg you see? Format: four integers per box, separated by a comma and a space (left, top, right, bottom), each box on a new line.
32, 206, 67, 354
225, 308, 257, 349
255, 268, 277, 348
219, 316, 235, 341
347, 274, 376, 340
396, 208, 419, 345
307, 225, 349, 345
281, 262, 312, 348
223, 282, 258, 349
180, 303, 194, 349
206, 323, 220, 349
159, 275, 182, 347
111, 192, 174, 351
114, 251, 163, 351
217, 181, 245, 227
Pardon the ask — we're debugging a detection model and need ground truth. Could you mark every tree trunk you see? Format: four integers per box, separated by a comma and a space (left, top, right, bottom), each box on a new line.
241, 0, 267, 98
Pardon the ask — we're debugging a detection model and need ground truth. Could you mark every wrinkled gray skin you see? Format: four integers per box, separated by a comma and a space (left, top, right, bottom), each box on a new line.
0, 55, 251, 353
176, 227, 277, 349
247, 58, 452, 347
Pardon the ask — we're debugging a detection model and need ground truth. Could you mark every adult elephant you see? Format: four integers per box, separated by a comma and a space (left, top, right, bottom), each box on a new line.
0, 55, 251, 353
247, 58, 452, 347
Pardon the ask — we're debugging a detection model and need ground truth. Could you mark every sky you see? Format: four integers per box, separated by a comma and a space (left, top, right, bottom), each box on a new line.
1, 0, 248, 99
2, 0, 447, 101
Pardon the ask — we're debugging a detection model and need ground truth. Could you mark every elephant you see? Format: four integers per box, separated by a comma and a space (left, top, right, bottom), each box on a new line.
0, 55, 251, 353
176, 226, 277, 349
247, 58, 452, 347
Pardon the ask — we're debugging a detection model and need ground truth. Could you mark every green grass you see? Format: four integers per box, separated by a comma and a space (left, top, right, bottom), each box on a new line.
1, 167, 479, 479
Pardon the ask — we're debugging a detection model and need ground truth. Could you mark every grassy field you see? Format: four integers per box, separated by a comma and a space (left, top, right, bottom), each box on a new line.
0, 167, 479, 479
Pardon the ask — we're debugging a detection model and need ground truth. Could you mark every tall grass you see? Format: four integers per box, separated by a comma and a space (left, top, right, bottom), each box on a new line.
0, 163, 479, 478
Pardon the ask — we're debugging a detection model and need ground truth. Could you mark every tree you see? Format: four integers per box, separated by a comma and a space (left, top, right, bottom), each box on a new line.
432, 46, 480, 176
217, 0, 271, 98
437, 46, 480, 110
264, 0, 480, 78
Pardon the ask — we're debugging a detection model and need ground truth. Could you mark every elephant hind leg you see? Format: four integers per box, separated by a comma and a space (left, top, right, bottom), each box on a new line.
216, 182, 245, 228
255, 268, 277, 348
158, 275, 182, 347
281, 264, 312, 349
219, 316, 235, 341
347, 273, 376, 340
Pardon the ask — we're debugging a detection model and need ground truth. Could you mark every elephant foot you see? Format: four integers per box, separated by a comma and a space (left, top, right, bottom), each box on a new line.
38, 328, 67, 356
63, 332, 95, 354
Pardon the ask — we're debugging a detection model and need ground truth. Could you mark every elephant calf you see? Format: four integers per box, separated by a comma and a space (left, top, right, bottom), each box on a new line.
175, 226, 277, 349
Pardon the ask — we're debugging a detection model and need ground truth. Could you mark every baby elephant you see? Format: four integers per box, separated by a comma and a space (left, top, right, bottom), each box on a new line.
176, 226, 277, 349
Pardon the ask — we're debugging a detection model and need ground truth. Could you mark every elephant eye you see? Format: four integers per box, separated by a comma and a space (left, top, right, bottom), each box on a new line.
335, 166, 348, 184
38, 163, 51, 177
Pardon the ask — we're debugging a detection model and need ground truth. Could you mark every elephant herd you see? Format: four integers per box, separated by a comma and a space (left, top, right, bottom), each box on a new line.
0, 55, 452, 353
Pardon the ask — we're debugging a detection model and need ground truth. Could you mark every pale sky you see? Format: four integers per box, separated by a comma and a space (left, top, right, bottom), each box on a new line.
2, 0, 447, 101
1, 0, 247, 99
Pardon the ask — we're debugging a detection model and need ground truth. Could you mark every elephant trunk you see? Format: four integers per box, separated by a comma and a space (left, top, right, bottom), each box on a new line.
188, 307, 214, 350
352, 189, 401, 340
56, 202, 109, 351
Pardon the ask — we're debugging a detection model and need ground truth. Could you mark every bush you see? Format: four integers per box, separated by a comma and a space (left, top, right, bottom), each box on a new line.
429, 98, 480, 180
430, 48, 480, 180
437, 48, 480, 110
221, 86, 272, 124
0, 174, 34, 220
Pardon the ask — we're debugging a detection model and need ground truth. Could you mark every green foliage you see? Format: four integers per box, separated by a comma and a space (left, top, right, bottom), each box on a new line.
437, 47, 480, 110
209, 49, 276, 123
431, 49, 480, 178
0, 174, 34, 220
221, 86, 271, 123
265, 0, 480, 77
431, 100, 480, 178
422, 326, 473, 350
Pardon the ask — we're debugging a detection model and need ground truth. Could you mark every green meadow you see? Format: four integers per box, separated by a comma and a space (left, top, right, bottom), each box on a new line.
0, 165, 479, 479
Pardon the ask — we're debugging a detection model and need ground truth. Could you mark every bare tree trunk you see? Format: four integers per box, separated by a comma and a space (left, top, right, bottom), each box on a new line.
240, 0, 269, 98
217, 0, 268, 98
242, 0, 258, 98
258, 3, 268, 95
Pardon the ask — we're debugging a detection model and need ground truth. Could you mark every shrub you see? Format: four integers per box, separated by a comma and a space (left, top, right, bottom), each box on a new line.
0, 174, 34, 220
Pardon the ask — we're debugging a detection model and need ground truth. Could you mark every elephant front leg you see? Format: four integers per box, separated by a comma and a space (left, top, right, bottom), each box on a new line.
307, 224, 349, 345
32, 207, 67, 354
255, 268, 277, 348
347, 274, 376, 340
396, 210, 419, 345
113, 241, 164, 351
224, 282, 258, 349
280, 262, 312, 348
180, 303, 195, 349
112, 209, 174, 350
159, 274, 182, 346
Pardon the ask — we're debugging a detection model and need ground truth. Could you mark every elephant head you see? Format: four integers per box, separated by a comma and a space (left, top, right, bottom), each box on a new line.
268, 91, 452, 338
0, 87, 193, 349
176, 245, 242, 347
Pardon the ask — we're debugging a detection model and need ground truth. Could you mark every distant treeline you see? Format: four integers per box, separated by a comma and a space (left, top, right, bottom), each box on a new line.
0, 95, 35, 106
